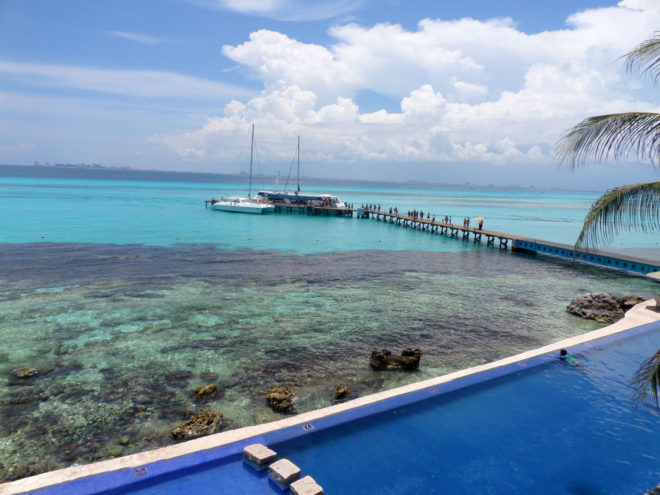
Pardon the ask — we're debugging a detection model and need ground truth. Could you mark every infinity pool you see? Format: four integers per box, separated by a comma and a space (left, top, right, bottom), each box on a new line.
30, 320, 660, 495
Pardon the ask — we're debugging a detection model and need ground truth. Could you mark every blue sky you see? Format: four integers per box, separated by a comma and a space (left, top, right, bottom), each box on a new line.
1, 0, 659, 189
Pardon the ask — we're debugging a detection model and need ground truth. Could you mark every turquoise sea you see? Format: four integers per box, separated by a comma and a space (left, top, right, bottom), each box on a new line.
1, 168, 659, 482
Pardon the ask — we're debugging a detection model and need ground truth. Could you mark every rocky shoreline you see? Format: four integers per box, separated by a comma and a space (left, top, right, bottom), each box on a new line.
567, 293, 647, 323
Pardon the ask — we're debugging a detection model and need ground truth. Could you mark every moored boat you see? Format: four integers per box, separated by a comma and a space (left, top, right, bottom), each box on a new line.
253, 190, 346, 208
211, 196, 274, 214
208, 124, 274, 214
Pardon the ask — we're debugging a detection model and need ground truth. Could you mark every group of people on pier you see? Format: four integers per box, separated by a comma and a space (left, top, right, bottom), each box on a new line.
363, 204, 484, 230
363, 203, 381, 211
463, 217, 484, 230
407, 209, 432, 220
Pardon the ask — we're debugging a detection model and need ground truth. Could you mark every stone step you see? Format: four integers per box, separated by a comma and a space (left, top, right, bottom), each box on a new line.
242, 443, 277, 471
290, 475, 323, 495
268, 458, 301, 489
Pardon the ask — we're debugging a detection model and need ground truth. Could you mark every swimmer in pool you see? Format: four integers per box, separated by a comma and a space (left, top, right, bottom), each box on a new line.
559, 349, 579, 365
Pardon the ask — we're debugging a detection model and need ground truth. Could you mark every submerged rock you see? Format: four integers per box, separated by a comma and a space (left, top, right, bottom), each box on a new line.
567, 293, 646, 323
200, 371, 219, 382
5, 461, 48, 482
194, 384, 220, 400
266, 387, 296, 413
165, 370, 193, 388
370, 348, 423, 371
12, 368, 39, 379
171, 410, 223, 440
334, 385, 350, 401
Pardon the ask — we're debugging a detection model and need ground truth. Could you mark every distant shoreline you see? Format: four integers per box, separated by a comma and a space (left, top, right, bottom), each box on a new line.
0, 163, 598, 194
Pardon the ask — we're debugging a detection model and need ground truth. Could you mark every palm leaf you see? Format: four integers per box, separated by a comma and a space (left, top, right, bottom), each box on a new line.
556, 112, 660, 169
625, 33, 660, 84
574, 181, 660, 251
632, 348, 660, 409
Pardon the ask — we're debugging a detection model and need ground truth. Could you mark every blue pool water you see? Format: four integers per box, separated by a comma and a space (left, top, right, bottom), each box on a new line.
94, 321, 660, 495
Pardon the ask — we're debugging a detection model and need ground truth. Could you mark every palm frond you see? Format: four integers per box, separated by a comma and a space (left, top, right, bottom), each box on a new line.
574, 181, 660, 251
632, 348, 660, 409
625, 33, 660, 84
556, 112, 660, 169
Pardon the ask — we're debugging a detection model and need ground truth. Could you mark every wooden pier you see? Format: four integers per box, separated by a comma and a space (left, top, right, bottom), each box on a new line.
361, 208, 514, 249
360, 208, 660, 277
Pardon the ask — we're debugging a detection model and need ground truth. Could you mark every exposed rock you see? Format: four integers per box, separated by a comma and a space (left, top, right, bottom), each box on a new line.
12, 368, 39, 379
171, 410, 223, 440
194, 384, 220, 400
266, 387, 296, 413
620, 295, 647, 310
334, 385, 350, 401
567, 293, 646, 323
370, 348, 423, 371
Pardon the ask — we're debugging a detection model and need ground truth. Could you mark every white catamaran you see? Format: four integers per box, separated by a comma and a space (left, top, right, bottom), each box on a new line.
211, 125, 275, 214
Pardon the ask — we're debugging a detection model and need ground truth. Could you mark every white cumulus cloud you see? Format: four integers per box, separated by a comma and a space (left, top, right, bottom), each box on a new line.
155, 0, 660, 178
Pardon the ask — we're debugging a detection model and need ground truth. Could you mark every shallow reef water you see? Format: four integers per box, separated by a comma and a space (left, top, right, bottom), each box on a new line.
0, 243, 658, 482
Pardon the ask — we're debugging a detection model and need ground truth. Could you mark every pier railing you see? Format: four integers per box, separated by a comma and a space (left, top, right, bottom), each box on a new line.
360, 208, 660, 277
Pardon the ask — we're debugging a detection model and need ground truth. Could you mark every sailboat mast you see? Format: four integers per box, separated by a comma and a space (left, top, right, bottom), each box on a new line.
297, 135, 300, 192
249, 124, 254, 198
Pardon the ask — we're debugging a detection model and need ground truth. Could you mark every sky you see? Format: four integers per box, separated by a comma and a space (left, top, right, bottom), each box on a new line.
1, 0, 659, 189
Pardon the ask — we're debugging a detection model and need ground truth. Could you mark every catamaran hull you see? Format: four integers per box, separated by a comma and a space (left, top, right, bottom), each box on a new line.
212, 203, 274, 214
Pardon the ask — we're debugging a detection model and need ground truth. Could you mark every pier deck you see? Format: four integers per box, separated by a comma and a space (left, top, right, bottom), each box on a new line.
361, 208, 660, 277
